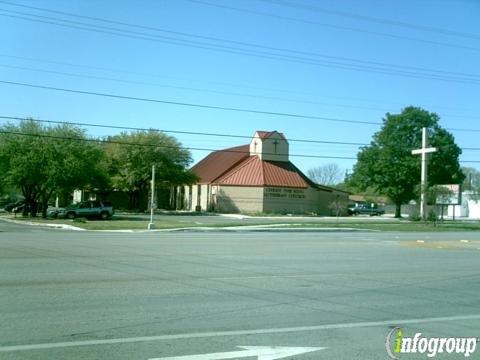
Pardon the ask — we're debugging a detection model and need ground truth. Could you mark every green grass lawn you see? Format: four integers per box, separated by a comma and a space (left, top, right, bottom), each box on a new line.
2, 213, 479, 231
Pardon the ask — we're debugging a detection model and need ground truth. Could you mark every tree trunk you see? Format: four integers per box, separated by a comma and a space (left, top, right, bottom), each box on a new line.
395, 202, 402, 218
30, 201, 38, 217
21, 185, 38, 217
40, 190, 53, 218
22, 203, 29, 217
128, 190, 139, 211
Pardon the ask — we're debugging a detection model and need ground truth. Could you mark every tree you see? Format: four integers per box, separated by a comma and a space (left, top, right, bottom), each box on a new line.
105, 130, 197, 210
0, 120, 108, 217
307, 163, 343, 186
348, 107, 465, 218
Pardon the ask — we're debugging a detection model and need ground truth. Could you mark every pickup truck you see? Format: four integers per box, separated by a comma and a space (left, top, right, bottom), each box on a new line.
348, 203, 385, 216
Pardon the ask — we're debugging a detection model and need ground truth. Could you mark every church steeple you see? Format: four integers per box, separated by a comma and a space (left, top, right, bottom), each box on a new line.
249, 130, 289, 162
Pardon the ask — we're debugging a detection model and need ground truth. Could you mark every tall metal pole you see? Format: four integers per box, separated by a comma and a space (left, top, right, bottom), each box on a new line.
148, 165, 155, 230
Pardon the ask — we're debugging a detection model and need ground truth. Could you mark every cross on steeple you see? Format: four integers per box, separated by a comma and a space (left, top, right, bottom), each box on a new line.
273, 139, 279, 154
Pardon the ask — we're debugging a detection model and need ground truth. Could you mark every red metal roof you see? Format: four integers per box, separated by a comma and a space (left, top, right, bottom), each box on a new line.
214, 156, 314, 188
190, 132, 316, 188
255, 130, 286, 140
190, 144, 249, 183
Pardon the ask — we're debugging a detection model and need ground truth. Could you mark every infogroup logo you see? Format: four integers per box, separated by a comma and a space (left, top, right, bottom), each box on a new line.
385, 327, 478, 359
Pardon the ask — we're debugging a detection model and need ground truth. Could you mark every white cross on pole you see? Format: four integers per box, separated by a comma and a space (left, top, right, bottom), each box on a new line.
148, 164, 156, 230
411, 127, 437, 219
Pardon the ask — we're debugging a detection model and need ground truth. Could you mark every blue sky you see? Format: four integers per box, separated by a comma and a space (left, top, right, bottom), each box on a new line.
1, 0, 479, 175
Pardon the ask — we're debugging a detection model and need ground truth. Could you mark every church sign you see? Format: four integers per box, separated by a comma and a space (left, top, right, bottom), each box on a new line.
435, 184, 461, 205
264, 187, 306, 199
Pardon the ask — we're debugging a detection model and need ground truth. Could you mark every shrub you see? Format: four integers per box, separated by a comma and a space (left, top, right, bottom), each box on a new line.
408, 210, 421, 222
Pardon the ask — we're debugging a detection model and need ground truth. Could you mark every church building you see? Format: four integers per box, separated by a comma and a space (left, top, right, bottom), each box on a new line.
178, 131, 348, 214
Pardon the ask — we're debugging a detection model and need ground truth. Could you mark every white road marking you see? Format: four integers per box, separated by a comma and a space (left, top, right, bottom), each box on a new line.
148, 346, 325, 360
1, 314, 480, 353
211, 273, 342, 281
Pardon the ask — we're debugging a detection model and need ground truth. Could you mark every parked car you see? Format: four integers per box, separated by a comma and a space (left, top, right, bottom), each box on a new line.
348, 202, 385, 216
47, 207, 61, 218
4, 200, 25, 213
57, 201, 114, 220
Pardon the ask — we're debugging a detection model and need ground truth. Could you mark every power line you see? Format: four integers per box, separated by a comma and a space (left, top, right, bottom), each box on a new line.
1, 81, 479, 134
0, 115, 369, 146
445, 127, 480, 133
186, 0, 480, 53
260, 0, 480, 41
2, 12, 469, 84
0, 0, 480, 71
2, 8, 480, 84
0, 64, 404, 113
2, 53, 480, 120
0, 130, 358, 160
1, 5, 479, 81
12, 63, 480, 119
8, 0, 479, 49
2, 115, 480, 153
1, 129, 478, 163
0, 80, 381, 125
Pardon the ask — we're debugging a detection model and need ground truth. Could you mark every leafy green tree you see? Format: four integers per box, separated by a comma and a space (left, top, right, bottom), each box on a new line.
349, 107, 464, 217
105, 130, 197, 210
0, 120, 108, 217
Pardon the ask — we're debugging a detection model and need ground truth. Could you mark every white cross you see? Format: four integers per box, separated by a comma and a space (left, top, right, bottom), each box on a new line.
411, 127, 437, 219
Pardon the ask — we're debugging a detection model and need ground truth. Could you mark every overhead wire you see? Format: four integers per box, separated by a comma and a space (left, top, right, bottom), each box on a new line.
0, 130, 478, 163
0, 115, 369, 146
185, 0, 480, 53
1, 8, 480, 84
1, 5, 479, 81
0, 64, 403, 113
5, 0, 480, 47
260, 0, 480, 41
2, 53, 480, 120
0, 80, 382, 125
0, 81, 479, 134
0, 2, 476, 164
1, 116, 479, 159
0, 130, 358, 160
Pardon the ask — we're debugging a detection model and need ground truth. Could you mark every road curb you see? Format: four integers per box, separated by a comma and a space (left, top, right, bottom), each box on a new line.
0, 217, 86, 231
34, 227, 378, 233
147, 226, 380, 233
0, 217, 379, 233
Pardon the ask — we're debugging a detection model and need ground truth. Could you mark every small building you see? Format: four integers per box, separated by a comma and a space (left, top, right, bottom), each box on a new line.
177, 131, 348, 214
447, 191, 480, 219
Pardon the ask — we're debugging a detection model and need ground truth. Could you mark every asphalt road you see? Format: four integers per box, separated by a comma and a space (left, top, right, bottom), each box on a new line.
1, 222, 479, 359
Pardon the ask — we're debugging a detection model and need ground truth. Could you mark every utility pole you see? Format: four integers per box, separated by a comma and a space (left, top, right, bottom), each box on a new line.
148, 165, 156, 230
412, 127, 437, 220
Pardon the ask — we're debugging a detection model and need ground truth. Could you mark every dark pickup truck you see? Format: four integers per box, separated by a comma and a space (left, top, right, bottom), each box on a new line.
348, 203, 385, 216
